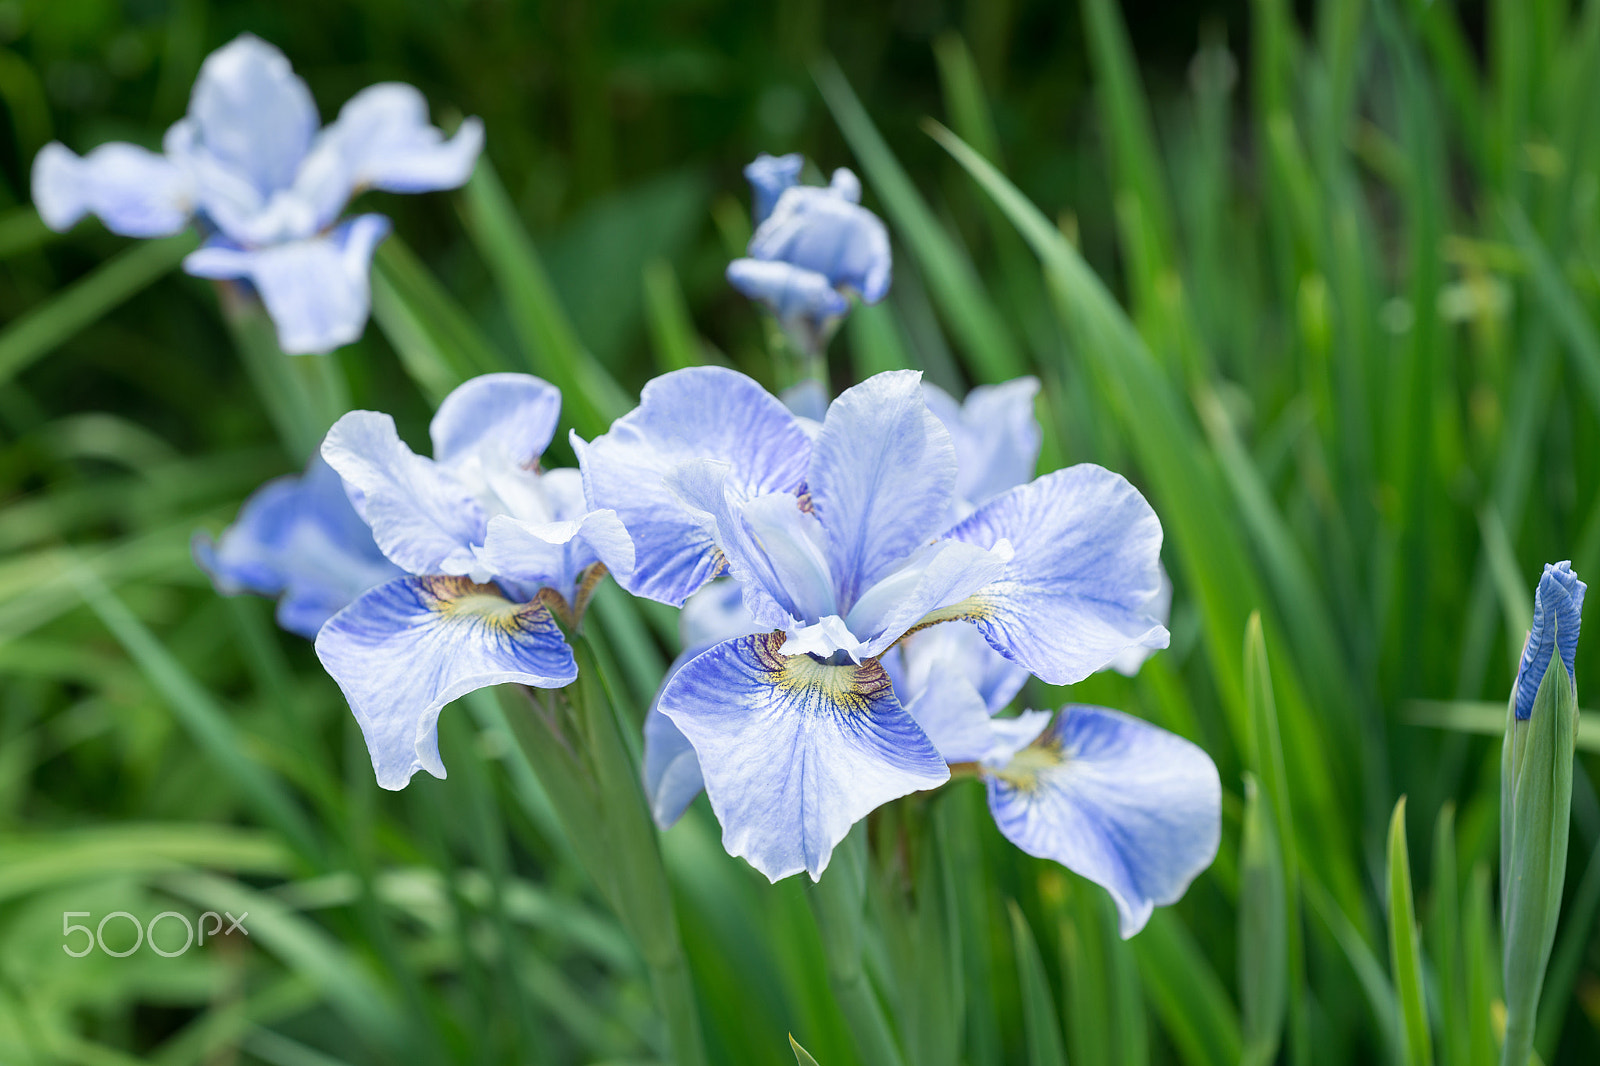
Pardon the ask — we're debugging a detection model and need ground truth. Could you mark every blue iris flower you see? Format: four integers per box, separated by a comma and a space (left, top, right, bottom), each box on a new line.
581, 366, 1169, 881
193, 454, 403, 639
315, 373, 634, 789
1514, 561, 1586, 720
726, 155, 891, 356
32, 34, 483, 355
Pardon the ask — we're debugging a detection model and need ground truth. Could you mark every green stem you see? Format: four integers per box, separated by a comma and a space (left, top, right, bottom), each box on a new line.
219, 283, 350, 461
804, 824, 907, 1066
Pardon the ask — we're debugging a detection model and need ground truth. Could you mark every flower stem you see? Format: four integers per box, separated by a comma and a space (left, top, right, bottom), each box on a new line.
805, 823, 907, 1066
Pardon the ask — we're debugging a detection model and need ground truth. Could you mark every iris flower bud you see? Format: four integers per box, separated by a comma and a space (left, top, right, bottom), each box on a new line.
1500, 562, 1584, 1066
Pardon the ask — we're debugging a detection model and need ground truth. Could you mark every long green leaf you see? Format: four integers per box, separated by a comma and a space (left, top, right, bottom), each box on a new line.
1387, 797, 1433, 1066
1007, 901, 1068, 1066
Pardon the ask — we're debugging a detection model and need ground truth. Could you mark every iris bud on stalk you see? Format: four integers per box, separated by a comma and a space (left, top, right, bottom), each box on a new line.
1500, 561, 1584, 1066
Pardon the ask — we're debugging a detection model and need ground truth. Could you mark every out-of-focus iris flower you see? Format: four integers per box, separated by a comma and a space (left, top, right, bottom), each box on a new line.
581, 366, 1170, 882
31, 34, 483, 355
726, 153, 890, 357
194, 455, 403, 639
315, 373, 633, 789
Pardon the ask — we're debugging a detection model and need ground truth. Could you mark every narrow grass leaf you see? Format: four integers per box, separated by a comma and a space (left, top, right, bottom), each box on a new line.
0, 232, 194, 387
1007, 901, 1068, 1066
1129, 909, 1242, 1066
1387, 797, 1433, 1066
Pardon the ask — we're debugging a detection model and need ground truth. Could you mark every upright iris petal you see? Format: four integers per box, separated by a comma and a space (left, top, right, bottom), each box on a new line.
193, 454, 402, 639
727, 154, 891, 357
576, 366, 812, 605
31, 32, 482, 356
744, 152, 803, 226
922, 377, 1042, 513
313, 374, 630, 788
1514, 560, 1587, 720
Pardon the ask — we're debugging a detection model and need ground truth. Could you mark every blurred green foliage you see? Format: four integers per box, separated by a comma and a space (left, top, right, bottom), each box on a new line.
5, 0, 1600, 1064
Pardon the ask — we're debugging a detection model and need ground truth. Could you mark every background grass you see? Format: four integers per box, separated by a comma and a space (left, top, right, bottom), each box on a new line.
3, 0, 1600, 1063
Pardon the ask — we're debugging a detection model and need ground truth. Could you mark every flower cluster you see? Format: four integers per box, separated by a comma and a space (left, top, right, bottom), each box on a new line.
187, 144, 1219, 936
33, 34, 482, 354
619, 366, 1213, 933
577, 363, 1215, 932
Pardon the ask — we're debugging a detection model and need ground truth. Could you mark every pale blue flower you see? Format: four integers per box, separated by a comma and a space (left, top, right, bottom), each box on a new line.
727, 159, 890, 355
193, 454, 403, 639
584, 366, 1167, 879
1514, 561, 1586, 720
31, 34, 483, 355
316, 373, 633, 789
921, 377, 1042, 515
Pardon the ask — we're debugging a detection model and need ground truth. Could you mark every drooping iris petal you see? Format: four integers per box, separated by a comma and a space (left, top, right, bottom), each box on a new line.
316, 576, 577, 789
187, 34, 318, 196
31, 142, 194, 237
193, 455, 402, 639
317, 83, 484, 195
1108, 566, 1172, 677
321, 409, 486, 576
986, 705, 1220, 937
429, 372, 562, 471
900, 663, 1051, 766
1514, 560, 1587, 719
474, 510, 635, 605
939, 465, 1168, 685
659, 632, 949, 880
748, 183, 891, 303
745, 152, 803, 226
576, 366, 811, 605
184, 213, 391, 354
923, 377, 1042, 511
808, 369, 958, 610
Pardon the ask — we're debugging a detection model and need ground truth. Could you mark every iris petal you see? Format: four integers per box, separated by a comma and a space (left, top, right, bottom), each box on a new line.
194, 455, 401, 639
744, 152, 803, 226
474, 510, 635, 605
659, 632, 948, 880
938, 465, 1168, 685
187, 34, 318, 196
31, 141, 194, 237
808, 370, 958, 611
986, 705, 1221, 937
316, 576, 577, 789
922, 377, 1042, 512
319, 83, 484, 195
429, 372, 562, 472
184, 214, 391, 354
321, 409, 487, 576
576, 366, 811, 605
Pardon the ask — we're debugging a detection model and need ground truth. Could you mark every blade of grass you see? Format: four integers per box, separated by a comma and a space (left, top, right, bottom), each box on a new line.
1129, 909, 1242, 1066
1007, 901, 1068, 1066
1388, 797, 1434, 1066
642, 256, 707, 372
458, 161, 627, 438
812, 56, 1026, 383
0, 232, 194, 386
68, 565, 324, 867
1404, 700, 1600, 752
